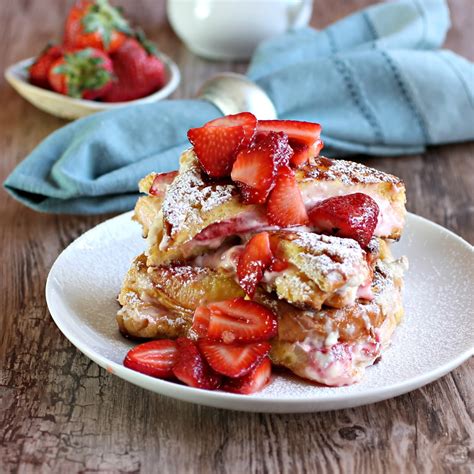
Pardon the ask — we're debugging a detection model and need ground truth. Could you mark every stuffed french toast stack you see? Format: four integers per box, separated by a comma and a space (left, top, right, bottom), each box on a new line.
118, 113, 408, 393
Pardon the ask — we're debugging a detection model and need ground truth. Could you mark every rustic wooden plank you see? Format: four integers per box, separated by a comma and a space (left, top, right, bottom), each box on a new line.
0, 0, 472, 473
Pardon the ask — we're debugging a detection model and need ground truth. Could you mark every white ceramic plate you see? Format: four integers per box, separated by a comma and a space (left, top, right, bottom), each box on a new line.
5, 54, 180, 120
45, 212, 473, 413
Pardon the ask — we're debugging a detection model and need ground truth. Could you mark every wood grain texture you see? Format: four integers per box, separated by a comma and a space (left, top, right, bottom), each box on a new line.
0, 0, 472, 472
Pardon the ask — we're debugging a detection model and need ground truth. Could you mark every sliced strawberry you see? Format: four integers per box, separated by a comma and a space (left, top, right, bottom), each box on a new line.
172, 338, 222, 390
205, 112, 257, 147
237, 232, 273, 297
149, 171, 178, 196
266, 234, 288, 272
231, 132, 292, 204
289, 138, 324, 167
124, 339, 178, 379
257, 120, 321, 147
206, 298, 278, 343
289, 140, 311, 168
221, 357, 272, 394
308, 193, 379, 248
188, 112, 257, 178
268, 258, 288, 272
198, 340, 270, 378
266, 167, 309, 227
191, 305, 211, 338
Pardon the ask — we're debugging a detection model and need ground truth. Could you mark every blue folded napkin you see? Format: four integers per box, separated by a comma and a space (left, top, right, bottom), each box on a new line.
4, 0, 474, 214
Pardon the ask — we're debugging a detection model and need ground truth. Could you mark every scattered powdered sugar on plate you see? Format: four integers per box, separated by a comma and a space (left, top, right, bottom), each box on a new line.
46, 212, 474, 412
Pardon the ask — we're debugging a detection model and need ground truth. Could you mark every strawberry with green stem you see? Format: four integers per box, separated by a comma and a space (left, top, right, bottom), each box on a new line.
64, 0, 133, 53
103, 37, 166, 102
48, 48, 113, 99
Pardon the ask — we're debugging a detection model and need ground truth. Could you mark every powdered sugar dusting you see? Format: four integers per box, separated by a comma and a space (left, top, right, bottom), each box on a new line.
161, 163, 235, 237
303, 156, 402, 186
290, 232, 368, 286
47, 211, 474, 411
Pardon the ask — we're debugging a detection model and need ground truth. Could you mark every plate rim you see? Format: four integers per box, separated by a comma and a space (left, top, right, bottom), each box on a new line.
45, 211, 474, 412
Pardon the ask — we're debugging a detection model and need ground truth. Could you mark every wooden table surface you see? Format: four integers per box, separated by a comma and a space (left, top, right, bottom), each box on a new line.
1, 1, 472, 472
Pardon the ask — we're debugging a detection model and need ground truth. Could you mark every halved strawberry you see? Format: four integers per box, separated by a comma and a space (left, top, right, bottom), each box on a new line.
206, 298, 278, 343
231, 132, 292, 204
237, 232, 273, 297
221, 357, 272, 394
172, 338, 222, 390
266, 167, 309, 226
308, 193, 379, 248
123, 339, 178, 379
198, 340, 270, 378
289, 138, 324, 167
188, 112, 257, 178
149, 171, 178, 196
191, 305, 211, 338
257, 120, 321, 147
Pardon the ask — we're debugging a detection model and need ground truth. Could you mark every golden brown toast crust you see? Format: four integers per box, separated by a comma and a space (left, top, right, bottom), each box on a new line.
117, 252, 407, 385
264, 231, 371, 310
117, 254, 244, 339
117, 253, 405, 345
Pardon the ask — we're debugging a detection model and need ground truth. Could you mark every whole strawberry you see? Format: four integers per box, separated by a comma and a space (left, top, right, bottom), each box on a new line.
64, 0, 132, 53
102, 37, 166, 102
29, 44, 64, 89
48, 48, 113, 100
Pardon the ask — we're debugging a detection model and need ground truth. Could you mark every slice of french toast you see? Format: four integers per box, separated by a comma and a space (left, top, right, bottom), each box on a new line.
117, 254, 244, 339
268, 257, 407, 386
116, 253, 407, 386
136, 150, 406, 266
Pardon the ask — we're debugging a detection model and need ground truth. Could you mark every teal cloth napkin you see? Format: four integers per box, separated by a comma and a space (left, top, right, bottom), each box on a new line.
4, 0, 474, 214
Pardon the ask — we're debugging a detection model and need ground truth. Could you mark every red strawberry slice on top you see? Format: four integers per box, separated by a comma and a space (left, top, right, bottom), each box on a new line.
221, 357, 272, 394
204, 298, 278, 343
188, 112, 257, 178
207, 112, 257, 148
231, 131, 292, 204
237, 232, 273, 298
123, 339, 178, 379
198, 340, 271, 378
257, 120, 321, 147
308, 193, 380, 248
266, 167, 309, 227
172, 338, 222, 390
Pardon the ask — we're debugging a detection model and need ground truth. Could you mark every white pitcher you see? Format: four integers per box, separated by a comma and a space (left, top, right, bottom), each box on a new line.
167, 0, 313, 61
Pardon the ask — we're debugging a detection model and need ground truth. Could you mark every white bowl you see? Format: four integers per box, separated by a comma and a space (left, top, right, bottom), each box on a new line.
4, 53, 180, 120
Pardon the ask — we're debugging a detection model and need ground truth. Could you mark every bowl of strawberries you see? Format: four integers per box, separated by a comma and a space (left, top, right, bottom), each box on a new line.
4, 0, 180, 120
